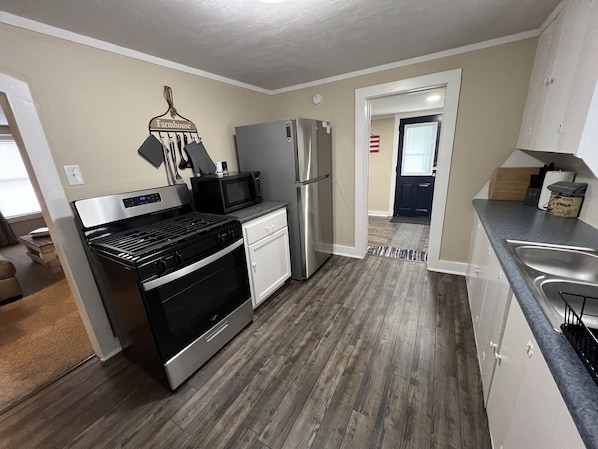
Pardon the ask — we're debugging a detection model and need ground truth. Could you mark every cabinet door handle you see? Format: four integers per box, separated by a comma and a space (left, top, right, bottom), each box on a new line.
489, 341, 498, 349
252, 263, 257, 272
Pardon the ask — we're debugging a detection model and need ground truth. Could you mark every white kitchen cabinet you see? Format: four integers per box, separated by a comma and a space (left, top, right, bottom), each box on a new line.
476, 250, 512, 402
517, 9, 563, 151
242, 208, 291, 309
466, 217, 492, 332
466, 216, 512, 403
486, 299, 584, 449
559, 0, 598, 173
517, 0, 593, 153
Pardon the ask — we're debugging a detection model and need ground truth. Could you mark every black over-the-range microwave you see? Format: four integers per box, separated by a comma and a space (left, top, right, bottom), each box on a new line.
191, 171, 263, 214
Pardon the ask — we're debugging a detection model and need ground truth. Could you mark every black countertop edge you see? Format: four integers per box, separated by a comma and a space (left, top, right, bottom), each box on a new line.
226, 201, 288, 223
473, 199, 598, 449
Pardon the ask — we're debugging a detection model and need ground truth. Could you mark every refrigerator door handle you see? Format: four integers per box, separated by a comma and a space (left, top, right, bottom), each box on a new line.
295, 173, 330, 187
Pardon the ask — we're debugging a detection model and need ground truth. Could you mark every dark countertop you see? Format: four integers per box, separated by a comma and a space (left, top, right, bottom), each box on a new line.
226, 201, 288, 223
473, 199, 598, 449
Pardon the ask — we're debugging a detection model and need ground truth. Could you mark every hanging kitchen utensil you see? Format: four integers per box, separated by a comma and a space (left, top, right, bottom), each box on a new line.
177, 133, 190, 170
169, 133, 185, 184
184, 140, 217, 175
143, 86, 215, 183
158, 132, 175, 185
137, 134, 164, 168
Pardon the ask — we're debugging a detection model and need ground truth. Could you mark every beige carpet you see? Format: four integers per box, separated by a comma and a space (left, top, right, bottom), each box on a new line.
0, 278, 94, 412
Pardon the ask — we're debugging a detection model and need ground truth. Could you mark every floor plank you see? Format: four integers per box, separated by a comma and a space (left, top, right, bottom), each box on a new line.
0, 253, 492, 449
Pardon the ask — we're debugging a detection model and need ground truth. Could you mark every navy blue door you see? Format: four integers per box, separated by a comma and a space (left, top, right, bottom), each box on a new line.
393, 115, 442, 217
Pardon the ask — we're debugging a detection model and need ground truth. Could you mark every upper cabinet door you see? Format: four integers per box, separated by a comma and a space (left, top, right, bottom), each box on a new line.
517, 13, 562, 151
559, 0, 598, 173
517, 0, 593, 153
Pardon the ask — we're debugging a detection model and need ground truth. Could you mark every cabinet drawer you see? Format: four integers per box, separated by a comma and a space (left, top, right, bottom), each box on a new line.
243, 208, 288, 246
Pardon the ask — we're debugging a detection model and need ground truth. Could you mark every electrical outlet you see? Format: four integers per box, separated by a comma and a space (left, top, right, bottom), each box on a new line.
64, 165, 85, 185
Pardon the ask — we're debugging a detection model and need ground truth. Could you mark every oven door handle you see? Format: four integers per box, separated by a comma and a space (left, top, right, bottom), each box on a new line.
142, 238, 244, 291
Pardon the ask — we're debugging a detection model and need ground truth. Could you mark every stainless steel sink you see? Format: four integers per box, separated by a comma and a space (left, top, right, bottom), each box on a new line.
504, 240, 598, 331
512, 243, 598, 283
535, 278, 598, 329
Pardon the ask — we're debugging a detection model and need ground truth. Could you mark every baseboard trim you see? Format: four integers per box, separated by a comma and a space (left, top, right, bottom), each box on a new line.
98, 346, 122, 362
427, 260, 467, 276
368, 211, 390, 217
333, 243, 468, 275
332, 244, 363, 259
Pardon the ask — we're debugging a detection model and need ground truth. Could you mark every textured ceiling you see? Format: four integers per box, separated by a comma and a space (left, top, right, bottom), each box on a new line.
0, 0, 559, 91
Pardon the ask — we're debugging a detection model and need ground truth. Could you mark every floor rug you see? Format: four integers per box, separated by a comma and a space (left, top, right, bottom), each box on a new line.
0, 278, 94, 413
367, 245, 428, 262
390, 215, 431, 225
387, 223, 429, 252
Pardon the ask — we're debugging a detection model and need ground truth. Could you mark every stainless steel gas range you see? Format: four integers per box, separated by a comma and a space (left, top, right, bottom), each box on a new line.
73, 184, 253, 390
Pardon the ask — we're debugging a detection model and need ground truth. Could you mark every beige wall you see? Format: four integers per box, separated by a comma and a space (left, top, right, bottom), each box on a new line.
0, 23, 274, 356
9, 216, 46, 237
271, 39, 537, 262
0, 23, 272, 202
0, 22, 537, 265
368, 118, 395, 214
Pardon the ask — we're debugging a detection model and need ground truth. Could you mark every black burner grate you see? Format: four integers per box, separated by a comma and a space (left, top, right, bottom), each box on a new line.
90, 212, 229, 259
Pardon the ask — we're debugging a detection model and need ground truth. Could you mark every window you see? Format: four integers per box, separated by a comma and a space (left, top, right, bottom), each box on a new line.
400, 122, 438, 176
0, 137, 41, 218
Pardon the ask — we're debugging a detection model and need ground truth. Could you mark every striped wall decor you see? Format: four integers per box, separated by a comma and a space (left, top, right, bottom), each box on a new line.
369, 134, 380, 152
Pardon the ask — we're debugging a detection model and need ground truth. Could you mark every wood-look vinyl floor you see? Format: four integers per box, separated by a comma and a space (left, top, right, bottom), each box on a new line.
367, 216, 429, 252
0, 255, 491, 449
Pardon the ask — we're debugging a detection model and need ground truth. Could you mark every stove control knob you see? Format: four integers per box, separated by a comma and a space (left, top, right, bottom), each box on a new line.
228, 229, 235, 240
173, 252, 183, 266
156, 259, 167, 273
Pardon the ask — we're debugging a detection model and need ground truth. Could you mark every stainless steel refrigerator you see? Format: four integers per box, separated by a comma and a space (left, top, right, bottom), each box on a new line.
235, 118, 333, 280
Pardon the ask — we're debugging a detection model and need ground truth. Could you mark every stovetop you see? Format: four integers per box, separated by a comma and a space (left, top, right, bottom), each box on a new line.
89, 212, 233, 262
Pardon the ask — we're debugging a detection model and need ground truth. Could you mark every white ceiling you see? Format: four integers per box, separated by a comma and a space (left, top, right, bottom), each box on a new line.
0, 0, 558, 91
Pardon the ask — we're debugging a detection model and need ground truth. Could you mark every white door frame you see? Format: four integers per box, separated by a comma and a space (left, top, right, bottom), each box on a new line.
355, 69, 462, 273
0, 73, 119, 359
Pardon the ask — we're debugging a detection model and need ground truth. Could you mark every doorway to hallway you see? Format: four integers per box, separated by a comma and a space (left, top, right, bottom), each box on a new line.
393, 114, 442, 218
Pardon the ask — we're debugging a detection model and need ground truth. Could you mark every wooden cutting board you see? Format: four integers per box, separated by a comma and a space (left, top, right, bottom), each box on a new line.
488, 167, 540, 201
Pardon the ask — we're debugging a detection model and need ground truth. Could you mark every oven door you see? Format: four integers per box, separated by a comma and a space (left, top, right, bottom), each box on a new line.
141, 238, 250, 360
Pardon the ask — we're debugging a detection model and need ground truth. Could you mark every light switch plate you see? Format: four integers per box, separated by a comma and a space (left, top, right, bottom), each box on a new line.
64, 165, 85, 185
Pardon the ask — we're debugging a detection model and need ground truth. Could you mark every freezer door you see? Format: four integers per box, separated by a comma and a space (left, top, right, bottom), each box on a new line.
295, 118, 332, 182
297, 174, 333, 278
235, 120, 298, 202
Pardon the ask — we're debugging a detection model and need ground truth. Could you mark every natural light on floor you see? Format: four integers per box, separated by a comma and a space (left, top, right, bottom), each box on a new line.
0, 137, 41, 218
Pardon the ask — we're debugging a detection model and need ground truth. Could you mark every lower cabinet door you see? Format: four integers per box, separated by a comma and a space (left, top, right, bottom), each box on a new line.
477, 250, 512, 403
487, 299, 585, 449
502, 336, 585, 449
248, 227, 291, 308
486, 299, 530, 449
